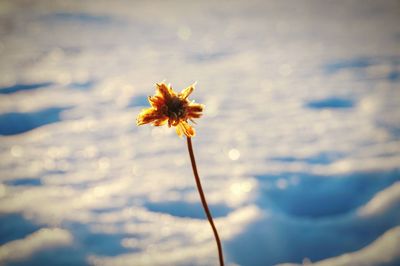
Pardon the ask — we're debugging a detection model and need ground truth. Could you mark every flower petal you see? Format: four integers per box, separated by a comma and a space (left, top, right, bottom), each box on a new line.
156, 83, 173, 101
187, 112, 202, 119
179, 82, 196, 99
148, 96, 164, 109
176, 121, 195, 137
187, 103, 204, 113
153, 118, 168, 126
136, 108, 162, 125
175, 124, 183, 137
186, 103, 204, 119
167, 84, 177, 97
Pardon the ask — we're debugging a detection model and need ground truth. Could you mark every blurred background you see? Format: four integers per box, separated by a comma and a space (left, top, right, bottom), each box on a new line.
0, 0, 399, 265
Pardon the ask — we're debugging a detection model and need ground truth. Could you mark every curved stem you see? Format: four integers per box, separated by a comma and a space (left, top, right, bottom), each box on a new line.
186, 137, 224, 266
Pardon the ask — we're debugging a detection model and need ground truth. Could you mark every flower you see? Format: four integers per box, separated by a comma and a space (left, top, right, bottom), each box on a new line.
137, 82, 204, 137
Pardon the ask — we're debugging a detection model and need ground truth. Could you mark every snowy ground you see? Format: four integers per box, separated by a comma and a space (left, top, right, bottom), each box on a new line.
0, 0, 400, 265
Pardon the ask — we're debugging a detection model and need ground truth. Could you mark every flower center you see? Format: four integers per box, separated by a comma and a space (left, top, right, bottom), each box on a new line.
166, 97, 185, 119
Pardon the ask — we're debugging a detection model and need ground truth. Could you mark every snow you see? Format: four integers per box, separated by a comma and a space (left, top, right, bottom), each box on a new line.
0, 0, 399, 265
277, 226, 400, 266
0, 228, 73, 264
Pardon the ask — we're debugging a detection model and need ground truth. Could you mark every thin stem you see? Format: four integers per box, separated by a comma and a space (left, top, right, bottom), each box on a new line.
186, 136, 224, 266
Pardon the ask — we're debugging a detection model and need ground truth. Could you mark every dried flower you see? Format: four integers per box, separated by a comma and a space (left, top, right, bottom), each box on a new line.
137, 82, 204, 137
137, 82, 224, 265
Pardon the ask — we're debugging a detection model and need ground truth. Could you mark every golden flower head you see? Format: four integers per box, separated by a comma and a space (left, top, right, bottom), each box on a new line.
136, 82, 204, 137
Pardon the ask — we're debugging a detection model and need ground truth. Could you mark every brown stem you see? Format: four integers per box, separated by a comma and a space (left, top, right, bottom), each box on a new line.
186, 136, 224, 266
